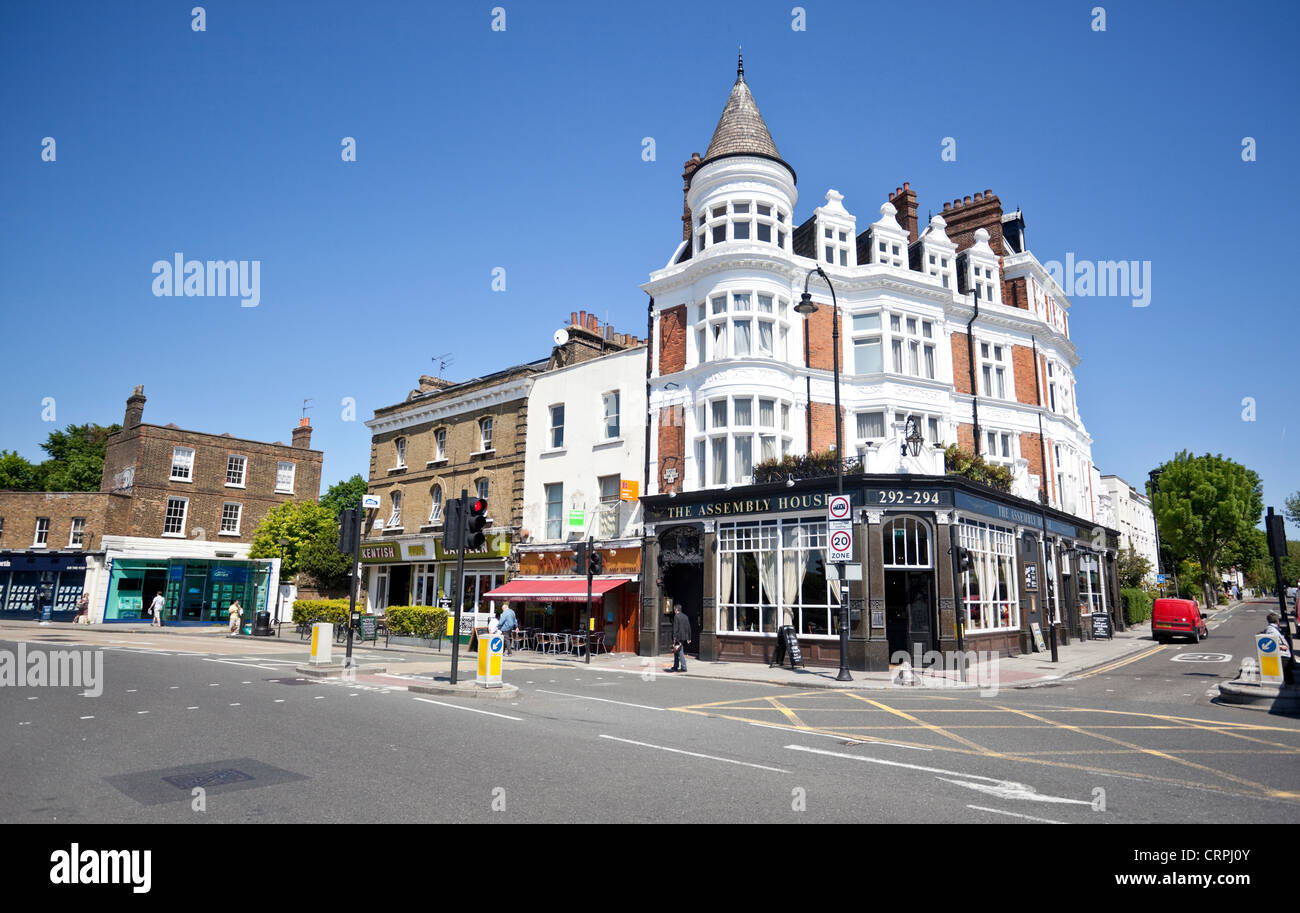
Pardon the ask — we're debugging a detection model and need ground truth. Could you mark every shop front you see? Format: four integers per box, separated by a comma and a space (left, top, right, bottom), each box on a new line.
640, 475, 1121, 671
101, 557, 271, 625
483, 546, 641, 653
0, 552, 99, 620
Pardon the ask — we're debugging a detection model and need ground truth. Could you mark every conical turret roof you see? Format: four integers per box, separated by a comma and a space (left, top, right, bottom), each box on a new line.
699, 52, 794, 181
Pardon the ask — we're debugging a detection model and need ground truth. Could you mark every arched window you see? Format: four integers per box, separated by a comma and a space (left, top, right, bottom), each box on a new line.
428, 485, 443, 524
476, 478, 489, 501
394, 437, 407, 468
882, 517, 931, 568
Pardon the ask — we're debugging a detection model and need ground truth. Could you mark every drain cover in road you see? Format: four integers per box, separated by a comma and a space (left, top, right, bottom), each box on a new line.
105, 758, 307, 806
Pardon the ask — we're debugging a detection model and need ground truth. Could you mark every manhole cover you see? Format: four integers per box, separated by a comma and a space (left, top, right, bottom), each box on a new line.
105, 758, 306, 806
162, 768, 255, 790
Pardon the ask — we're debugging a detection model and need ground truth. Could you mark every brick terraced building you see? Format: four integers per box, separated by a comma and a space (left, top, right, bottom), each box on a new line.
0, 386, 322, 624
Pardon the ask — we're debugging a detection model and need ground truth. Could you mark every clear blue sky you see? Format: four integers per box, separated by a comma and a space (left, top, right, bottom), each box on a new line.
2, 0, 1297, 531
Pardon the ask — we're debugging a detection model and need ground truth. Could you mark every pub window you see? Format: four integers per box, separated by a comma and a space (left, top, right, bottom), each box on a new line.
957, 519, 1019, 633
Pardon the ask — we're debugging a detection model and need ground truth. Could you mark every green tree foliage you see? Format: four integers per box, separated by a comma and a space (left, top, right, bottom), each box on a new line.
247, 500, 338, 579
320, 474, 368, 517
0, 424, 120, 492
1150, 452, 1262, 607
1116, 545, 1152, 589
0, 451, 40, 490
1286, 492, 1300, 528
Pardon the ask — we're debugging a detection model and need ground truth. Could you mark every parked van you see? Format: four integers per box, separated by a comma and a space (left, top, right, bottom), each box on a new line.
1151, 597, 1208, 643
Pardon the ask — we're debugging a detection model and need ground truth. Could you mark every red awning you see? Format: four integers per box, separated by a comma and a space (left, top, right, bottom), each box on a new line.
483, 577, 629, 603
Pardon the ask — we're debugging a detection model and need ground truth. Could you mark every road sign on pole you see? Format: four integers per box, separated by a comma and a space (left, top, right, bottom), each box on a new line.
827, 495, 851, 523
829, 522, 853, 562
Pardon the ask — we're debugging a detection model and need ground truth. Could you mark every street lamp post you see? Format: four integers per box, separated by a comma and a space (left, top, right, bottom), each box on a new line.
796, 266, 851, 681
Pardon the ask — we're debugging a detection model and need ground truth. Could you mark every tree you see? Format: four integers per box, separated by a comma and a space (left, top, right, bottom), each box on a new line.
37, 423, 121, 491
0, 450, 40, 490
247, 500, 339, 579
1150, 451, 1263, 608
320, 474, 368, 517
1116, 545, 1152, 589
1286, 491, 1300, 527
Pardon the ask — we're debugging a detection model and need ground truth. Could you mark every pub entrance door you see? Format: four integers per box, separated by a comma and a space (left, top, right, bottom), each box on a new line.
882, 516, 936, 659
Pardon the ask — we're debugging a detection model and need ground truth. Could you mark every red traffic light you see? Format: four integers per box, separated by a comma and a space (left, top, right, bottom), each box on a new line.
470, 498, 487, 515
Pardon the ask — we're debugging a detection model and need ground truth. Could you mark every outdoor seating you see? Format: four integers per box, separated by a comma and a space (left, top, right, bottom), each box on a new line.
588, 630, 607, 656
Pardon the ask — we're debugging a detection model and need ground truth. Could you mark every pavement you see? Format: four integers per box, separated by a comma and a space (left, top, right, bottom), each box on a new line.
0, 603, 1218, 692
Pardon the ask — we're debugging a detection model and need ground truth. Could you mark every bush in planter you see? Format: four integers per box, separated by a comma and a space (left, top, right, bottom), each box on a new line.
291, 598, 352, 627
943, 444, 1013, 492
382, 605, 450, 640
1120, 588, 1153, 625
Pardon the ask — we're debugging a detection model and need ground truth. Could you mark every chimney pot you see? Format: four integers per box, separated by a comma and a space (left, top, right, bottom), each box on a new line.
903, 181, 910, 190
985, 188, 993, 196
571, 311, 578, 326
964, 196, 972, 204
291, 419, 313, 450
943, 202, 952, 211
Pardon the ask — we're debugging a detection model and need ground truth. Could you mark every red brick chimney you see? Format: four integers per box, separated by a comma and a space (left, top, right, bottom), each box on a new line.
124, 385, 146, 428
887, 182, 919, 244
292, 417, 312, 449
682, 153, 703, 242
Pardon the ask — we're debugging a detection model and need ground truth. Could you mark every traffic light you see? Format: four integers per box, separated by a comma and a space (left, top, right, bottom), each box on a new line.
337, 507, 360, 554
464, 497, 489, 551
443, 496, 463, 552
570, 541, 588, 575
587, 549, 604, 576
956, 547, 973, 573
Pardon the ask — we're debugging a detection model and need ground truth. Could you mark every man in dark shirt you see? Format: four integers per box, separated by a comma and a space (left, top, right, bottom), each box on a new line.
670, 605, 692, 673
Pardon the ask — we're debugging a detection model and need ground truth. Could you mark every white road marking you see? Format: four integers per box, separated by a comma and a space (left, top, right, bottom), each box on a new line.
937, 777, 1091, 805
535, 689, 663, 711
202, 658, 279, 670
169, 686, 179, 690
229, 703, 241, 707
314, 696, 324, 700
126, 689, 137, 693
600, 735, 789, 773
241, 681, 252, 684
209, 683, 220, 687
18, 722, 31, 726
967, 805, 1064, 824
274, 699, 285, 703
26, 696, 37, 701
414, 697, 522, 721
187, 706, 198, 710
136, 711, 149, 715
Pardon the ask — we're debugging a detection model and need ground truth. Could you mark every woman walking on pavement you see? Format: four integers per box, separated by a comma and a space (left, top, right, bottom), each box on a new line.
228, 600, 243, 637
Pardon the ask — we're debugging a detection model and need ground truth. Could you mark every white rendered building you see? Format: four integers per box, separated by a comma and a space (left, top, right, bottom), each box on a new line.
1098, 474, 1160, 584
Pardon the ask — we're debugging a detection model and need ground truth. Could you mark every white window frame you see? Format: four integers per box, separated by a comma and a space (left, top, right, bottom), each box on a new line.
68, 517, 85, 548
388, 491, 402, 529
476, 477, 489, 502
428, 485, 443, 525
549, 404, 565, 450
434, 427, 447, 461
220, 502, 242, 536
545, 483, 564, 541
394, 437, 407, 469
598, 475, 621, 538
170, 446, 195, 482
695, 395, 793, 488
602, 391, 621, 440
696, 198, 789, 255
163, 497, 188, 537
695, 290, 789, 364
225, 454, 246, 488
34, 517, 50, 547
479, 417, 494, 452
275, 461, 296, 494
822, 224, 851, 267
957, 519, 1019, 633
978, 342, 1009, 400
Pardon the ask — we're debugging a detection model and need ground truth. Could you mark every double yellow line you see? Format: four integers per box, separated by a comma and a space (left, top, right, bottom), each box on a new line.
1073, 643, 1165, 679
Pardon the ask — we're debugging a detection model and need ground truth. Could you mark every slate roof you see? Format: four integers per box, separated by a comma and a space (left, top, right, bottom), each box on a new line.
701, 53, 790, 176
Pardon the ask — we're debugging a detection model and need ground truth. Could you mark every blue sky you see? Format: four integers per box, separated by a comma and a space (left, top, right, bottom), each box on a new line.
2, 0, 1297, 531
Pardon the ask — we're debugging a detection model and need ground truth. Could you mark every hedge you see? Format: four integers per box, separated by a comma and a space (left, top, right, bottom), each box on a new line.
1120, 588, 1153, 626
291, 598, 353, 627
382, 605, 451, 640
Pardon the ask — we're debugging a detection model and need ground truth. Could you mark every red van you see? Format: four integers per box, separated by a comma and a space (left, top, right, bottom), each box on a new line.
1151, 597, 1208, 643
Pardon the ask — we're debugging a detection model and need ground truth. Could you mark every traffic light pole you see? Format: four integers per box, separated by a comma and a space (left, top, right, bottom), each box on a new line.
345, 506, 362, 668
585, 535, 594, 665
450, 491, 468, 685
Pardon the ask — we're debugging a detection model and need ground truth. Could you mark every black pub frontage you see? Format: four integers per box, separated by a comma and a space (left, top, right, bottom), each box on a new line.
639, 474, 1123, 671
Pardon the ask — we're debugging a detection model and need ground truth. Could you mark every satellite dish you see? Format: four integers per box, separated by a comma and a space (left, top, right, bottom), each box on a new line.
553, 329, 570, 345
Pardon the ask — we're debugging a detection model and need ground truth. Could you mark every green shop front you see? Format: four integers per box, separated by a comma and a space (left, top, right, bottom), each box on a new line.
102, 557, 271, 625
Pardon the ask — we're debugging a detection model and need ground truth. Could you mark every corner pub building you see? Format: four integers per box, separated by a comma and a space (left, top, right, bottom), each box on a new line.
638, 57, 1121, 670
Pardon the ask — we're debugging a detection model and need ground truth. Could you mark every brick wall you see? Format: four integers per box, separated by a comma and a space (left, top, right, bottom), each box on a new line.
808, 402, 845, 454
957, 422, 975, 454
1020, 432, 1047, 501
0, 491, 128, 552
805, 303, 840, 371
950, 332, 972, 395
938, 191, 1004, 255
656, 406, 685, 492
1003, 276, 1028, 310
1011, 344, 1040, 406
368, 396, 529, 538
886, 183, 919, 244
658, 304, 687, 375
115, 425, 323, 542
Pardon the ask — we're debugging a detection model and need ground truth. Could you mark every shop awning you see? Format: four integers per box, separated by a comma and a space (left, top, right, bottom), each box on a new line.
483, 577, 629, 603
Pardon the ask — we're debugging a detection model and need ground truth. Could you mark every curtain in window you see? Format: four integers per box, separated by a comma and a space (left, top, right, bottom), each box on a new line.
734, 320, 752, 356
781, 525, 807, 627
719, 552, 735, 631
758, 321, 773, 354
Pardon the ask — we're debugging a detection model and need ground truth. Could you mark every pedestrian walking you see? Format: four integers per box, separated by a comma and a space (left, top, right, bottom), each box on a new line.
36, 583, 52, 624
149, 590, 165, 627
669, 605, 692, 673
74, 593, 90, 625
498, 604, 518, 654
227, 600, 243, 637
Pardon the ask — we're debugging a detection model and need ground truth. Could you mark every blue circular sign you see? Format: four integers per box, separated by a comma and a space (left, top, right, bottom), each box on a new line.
1257, 636, 1277, 654
490, 636, 504, 653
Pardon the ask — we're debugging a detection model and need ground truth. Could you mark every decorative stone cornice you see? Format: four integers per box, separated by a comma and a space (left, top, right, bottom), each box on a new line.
365, 376, 535, 435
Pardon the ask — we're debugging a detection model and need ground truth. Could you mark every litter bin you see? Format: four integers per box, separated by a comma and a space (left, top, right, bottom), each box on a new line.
253, 611, 272, 637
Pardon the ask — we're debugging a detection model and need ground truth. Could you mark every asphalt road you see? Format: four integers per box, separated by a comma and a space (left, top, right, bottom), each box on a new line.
1, 613, 1297, 824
